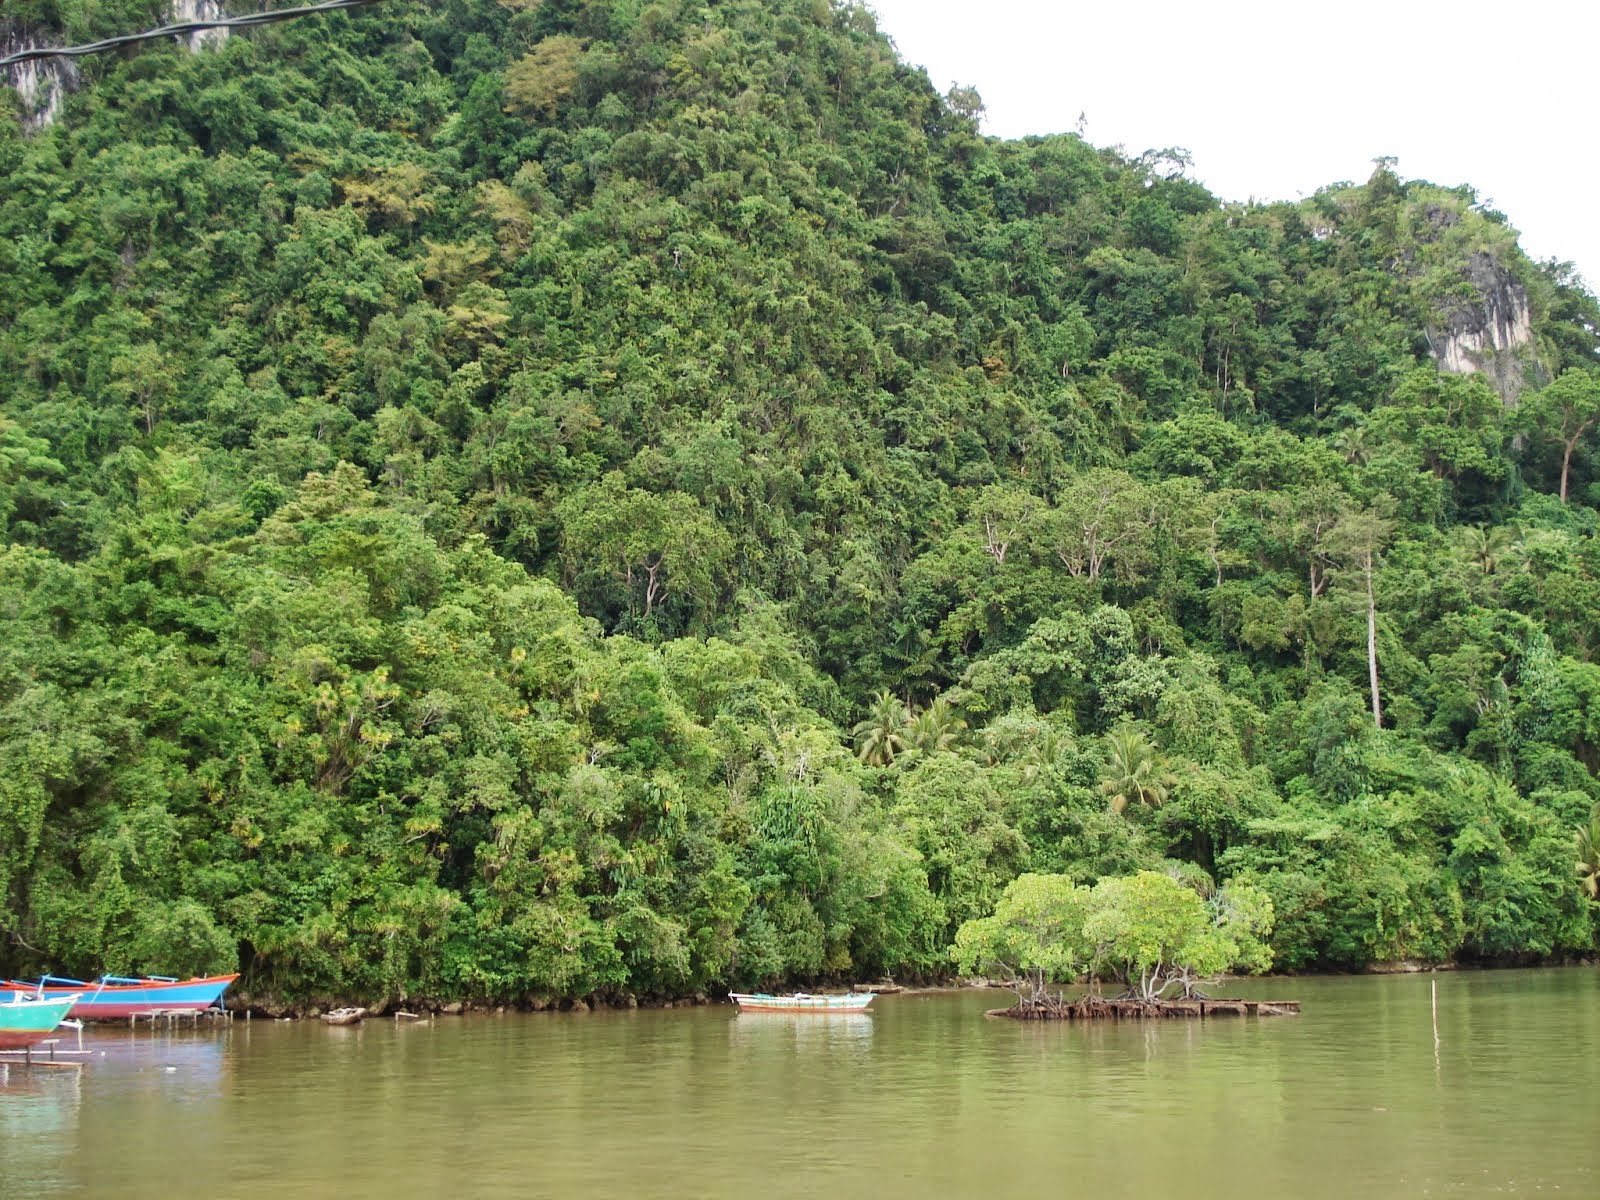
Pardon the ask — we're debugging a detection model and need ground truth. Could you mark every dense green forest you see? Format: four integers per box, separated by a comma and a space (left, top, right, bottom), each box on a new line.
2, 0, 1599, 1005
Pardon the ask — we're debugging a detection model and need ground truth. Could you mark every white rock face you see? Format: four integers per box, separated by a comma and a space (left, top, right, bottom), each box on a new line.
1, 28, 78, 131
1432, 305, 1534, 375
172, 0, 230, 52
7, 58, 64, 128
3, 4, 228, 131
1426, 251, 1537, 403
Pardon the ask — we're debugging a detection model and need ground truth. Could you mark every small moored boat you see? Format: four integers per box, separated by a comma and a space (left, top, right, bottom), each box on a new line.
0, 994, 81, 1051
320, 1007, 366, 1026
0, 974, 238, 1020
729, 992, 876, 1013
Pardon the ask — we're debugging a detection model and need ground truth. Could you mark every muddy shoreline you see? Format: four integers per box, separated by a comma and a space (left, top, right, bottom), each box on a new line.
223, 958, 1599, 1020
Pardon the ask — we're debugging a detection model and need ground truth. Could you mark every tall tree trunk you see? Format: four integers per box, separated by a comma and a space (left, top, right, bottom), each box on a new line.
1561, 437, 1576, 504
1365, 550, 1382, 729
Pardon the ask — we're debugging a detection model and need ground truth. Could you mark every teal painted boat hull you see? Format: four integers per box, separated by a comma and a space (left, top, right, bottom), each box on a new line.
0, 995, 78, 1050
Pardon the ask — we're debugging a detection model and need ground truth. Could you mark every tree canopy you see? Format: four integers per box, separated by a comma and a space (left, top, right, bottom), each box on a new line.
1, 0, 1597, 1006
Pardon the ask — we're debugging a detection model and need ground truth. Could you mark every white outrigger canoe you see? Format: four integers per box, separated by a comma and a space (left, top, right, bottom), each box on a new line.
729, 992, 875, 1013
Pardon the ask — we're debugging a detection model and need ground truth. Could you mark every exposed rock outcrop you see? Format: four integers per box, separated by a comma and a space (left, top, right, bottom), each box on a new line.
4, 3, 228, 131
1425, 250, 1537, 405
172, 0, 230, 53
1, 23, 79, 132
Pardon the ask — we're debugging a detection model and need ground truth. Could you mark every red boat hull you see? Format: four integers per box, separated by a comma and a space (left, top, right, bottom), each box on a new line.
0, 1029, 63, 1050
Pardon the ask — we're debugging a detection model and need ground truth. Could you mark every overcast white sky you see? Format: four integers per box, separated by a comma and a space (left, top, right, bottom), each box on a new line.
867, 0, 1598, 291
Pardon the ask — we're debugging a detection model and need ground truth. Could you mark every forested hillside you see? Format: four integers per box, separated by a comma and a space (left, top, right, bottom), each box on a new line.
3, 0, 1599, 1005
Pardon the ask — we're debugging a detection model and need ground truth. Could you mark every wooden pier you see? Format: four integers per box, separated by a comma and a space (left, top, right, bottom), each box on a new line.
127, 1007, 232, 1029
988, 997, 1301, 1020
0, 1037, 90, 1067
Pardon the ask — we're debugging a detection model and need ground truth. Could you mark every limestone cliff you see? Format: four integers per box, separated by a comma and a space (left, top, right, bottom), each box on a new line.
172, 0, 230, 53
1, 23, 78, 132
1425, 249, 1538, 404
3, 3, 227, 131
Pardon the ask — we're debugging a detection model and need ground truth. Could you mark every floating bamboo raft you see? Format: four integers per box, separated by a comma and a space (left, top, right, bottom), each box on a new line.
988, 996, 1300, 1020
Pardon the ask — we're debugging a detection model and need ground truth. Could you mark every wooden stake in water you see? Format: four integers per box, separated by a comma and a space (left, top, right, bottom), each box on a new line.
1431, 977, 1441, 1069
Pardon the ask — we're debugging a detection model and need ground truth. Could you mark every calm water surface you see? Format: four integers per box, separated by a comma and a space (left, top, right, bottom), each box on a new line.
2, 968, 1596, 1199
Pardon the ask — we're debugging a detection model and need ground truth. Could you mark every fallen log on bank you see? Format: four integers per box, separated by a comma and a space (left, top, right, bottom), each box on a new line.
986, 996, 1300, 1020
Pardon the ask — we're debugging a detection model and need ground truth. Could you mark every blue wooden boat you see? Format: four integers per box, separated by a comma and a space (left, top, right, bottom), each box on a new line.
729, 991, 876, 1013
0, 974, 237, 1020
0, 994, 80, 1050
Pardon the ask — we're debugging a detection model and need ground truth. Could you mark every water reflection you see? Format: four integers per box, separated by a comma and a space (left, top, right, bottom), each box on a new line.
0, 1060, 83, 1121
79, 1025, 231, 1100
3, 971, 1597, 1199
727, 1010, 875, 1050
0, 1062, 83, 1193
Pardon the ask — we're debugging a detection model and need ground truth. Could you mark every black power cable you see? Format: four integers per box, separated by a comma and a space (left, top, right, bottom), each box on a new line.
0, 0, 391, 70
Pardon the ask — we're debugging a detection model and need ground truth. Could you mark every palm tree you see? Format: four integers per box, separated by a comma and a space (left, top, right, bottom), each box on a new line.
901, 697, 967, 761
1453, 524, 1518, 576
852, 690, 909, 766
1577, 807, 1600, 900
1019, 727, 1069, 785
1330, 423, 1370, 466
1099, 725, 1173, 815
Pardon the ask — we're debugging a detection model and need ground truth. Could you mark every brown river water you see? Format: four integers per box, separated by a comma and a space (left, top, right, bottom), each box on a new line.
2, 967, 1596, 1199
